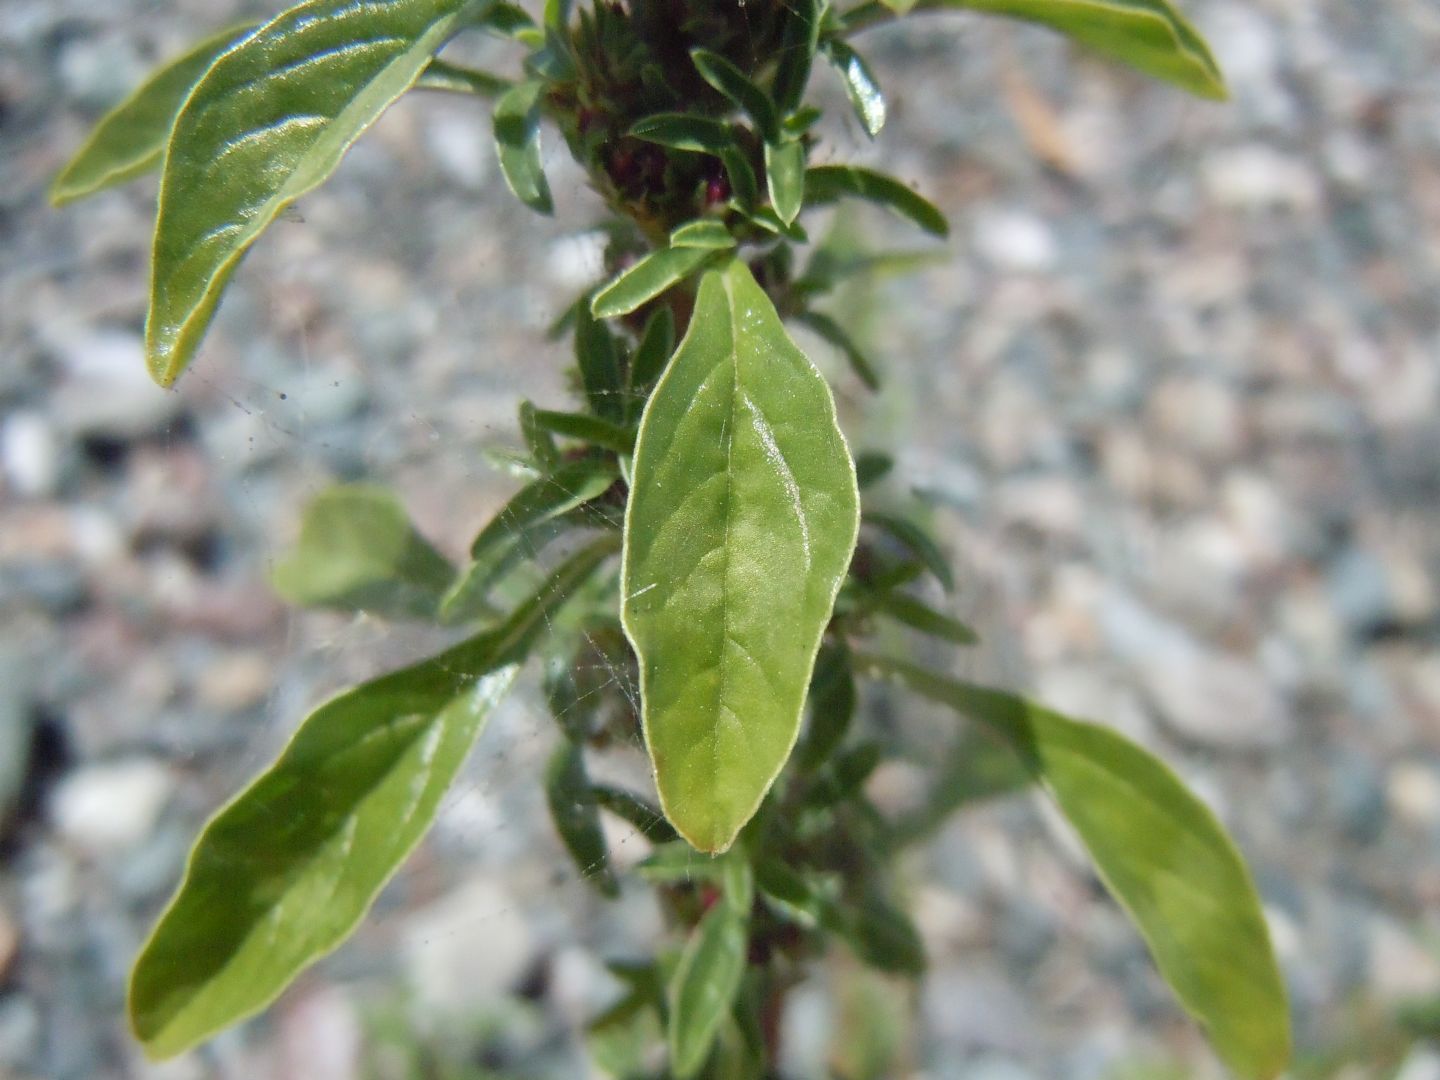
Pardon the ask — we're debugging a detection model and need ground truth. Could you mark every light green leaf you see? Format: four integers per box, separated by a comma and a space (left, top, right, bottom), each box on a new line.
669, 219, 736, 250
146, 0, 493, 386
530, 409, 635, 454
942, 0, 1226, 100
821, 39, 887, 137
270, 484, 454, 618
690, 49, 780, 143
622, 260, 860, 853
493, 79, 553, 213
592, 246, 716, 320
667, 900, 749, 1078
49, 24, 259, 206
842, 895, 927, 975
868, 591, 978, 644
855, 654, 1291, 1079
414, 57, 510, 96
129, 537, 617, 1059
545, 741, 619, 896
765, 139, 806, 226
804, 165, 949, 238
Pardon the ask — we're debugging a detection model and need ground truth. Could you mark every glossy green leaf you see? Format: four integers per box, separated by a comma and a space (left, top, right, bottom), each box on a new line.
530, 409, 635, 454
145, 0, 493, 386
796, 310, 881, 391
670, 219, 736, 250
49, 24, 259, 206
773, 0, 822, 113
765, 139, 806, 226
796, 641, 857, 772
129, 538, 617, 1058
594, 785, 679, 844
622, 260, 861, 853
591, 246, 715, 320
545, 741, 619, 896
804, 165, 949, 238
822, 39, 887, 137
270, 484, 453, 618
690, 49, 780, 143
864, 511, 954, 591
942, 0, 1226, 100
577, 308, 624, 421
856, 654, 1292, 1079
667, 900, 749, 1078
855, 451, 894, 488
629, 113, 734, 153
493, 79, 553, 213
869, 591, 979, 644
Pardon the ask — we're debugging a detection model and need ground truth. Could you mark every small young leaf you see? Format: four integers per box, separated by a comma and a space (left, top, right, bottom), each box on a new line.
796, 641, 857, 772
49, 23, 259, 206
669, 219, 736, 250
622, 260, 861, 853
637, 841, 724, 885
941, 0, 1227, 101
755, 859, 826, 927
667, 901, 749, 1078
821, 39, 887, 137
772, 0, 822, 114
591, 246, 715, 320
128, 538, 617, 1059
493, 80, 553, 213
593, 785, 679, 844
856, 654, 1292, 1080
720, 851, 754, 913
868, 591, 979, 645
795, 310, 881, 391
415, 58, 510, 96
530, 409, 636, 454
690, 49, 780, 143
855, 451, 894, 488
629, 113, 734, 154
805, 165, 950, 238
468, 457, 618, 563
864, 511, 954, 591
720, 146, 761, 210
628, 307, 677, 400
270, 485, 454, 619
576, 308, 625, 421
765, 139, 806, 227
145, 0, 497, 385
545, 741, 619, 896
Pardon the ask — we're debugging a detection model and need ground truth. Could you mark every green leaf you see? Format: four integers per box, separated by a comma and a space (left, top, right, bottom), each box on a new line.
864, 511, 954, 591
622, 260, 861, 853
868, 591, 979, 645
415, 57, 510, 96
667, 900, 749, 1078
690, 49, 780, 143
855, 451, 894, 488
941, 0, 1226, 100
577, 307, 624, 421
637, 841, 725, 885
520, 399, 561, 470
669, 219, 736, 250
145, 0, 493, 386
593, 785, 679, 844
765, 139, 806, 227
755, 859, 827, 927
468, 457, 616, 561
855, 654, 1292, 1079
796, 641, 857, 772
804, 165, 950, 238
629, 113, 734, 153
530, 409, 635, 454
795, 309, 881, 391
773, 0, 822, 113
493, 80, 553, 213
129, 538, 617, 1059
821, 39, 887, 137
591, 246, 716, 320
720, 146, 761, 210
843, 895, 927, 975
628, 307, 676, 400
270, 484, 454, 618
720, 851, 754, 913
545, 741, 619, 896
49, 24, 259, 206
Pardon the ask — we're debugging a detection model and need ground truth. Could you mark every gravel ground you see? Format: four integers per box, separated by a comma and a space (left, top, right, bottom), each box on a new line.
3, 0, 1440, 1077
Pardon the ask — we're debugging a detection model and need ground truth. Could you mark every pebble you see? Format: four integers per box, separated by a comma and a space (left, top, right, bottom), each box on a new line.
50, 759, 174, 855
192, 651, 273, 714
48, 331, 182, 441
1, 413, 61, 498
401, 875, 534, 1015
1388, 761, 1440, 830
973, 209, 1059, 273
1202, 145, 1322, 211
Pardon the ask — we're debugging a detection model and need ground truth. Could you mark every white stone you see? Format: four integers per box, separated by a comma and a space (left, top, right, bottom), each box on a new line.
51, 758, 174, 854
1, 412, 60, 497
973, 209, 1058, 273
1388, 762, 1440, 830
50, 331, 182, 439
1203, 145, 1320, 211
401, 876, 533, 1015
425, 108, 494, 190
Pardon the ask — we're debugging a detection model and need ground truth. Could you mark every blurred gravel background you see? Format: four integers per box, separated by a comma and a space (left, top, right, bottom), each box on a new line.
3, 0, 1440, 1077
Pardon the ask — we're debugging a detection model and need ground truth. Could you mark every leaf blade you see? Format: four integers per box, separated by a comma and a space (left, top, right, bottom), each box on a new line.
591, 246, 716, 320
667, 901, 749, 1078
804, 165, 949, 238
622, 260, 860, 852
493, 79, 554, 213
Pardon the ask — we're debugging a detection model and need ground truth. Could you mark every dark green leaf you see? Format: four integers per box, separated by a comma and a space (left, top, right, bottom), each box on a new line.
765, 139, 806, 226
796, 642, 857, 772
720, 146, 760, 210
844, 896, 926, 975
520, 399, 561, 470
628, 306, 676, 400
145, 0, 495, 385
804, 165, 949, 238
530, 409, 635, 454
869, 591, 979, 644
856, 654, 1292, 1079
591, 246, 715, 320
667, 900, 749, 1078
415, 58, 510, 96
593, 785, 678, 844
577, 308, 624, 421
855, 451, 894, 488
628, 113, 734, 153
795, 310, 881, 391
128, 538, 616, 1059
468, 457, 617, 561
670, 219, 736, 250
744, 206, 809, 242
542, 622, 635, 742
546, 741, 619, 896
755, 859, 826, 927
864, 511, 954, 591
807, 742, 882, 809
622, 260, 860, 852
50, 24, 259, 206
690, 49, 780, 143
773, 0, 822, 113
493, 80, 553, 213
821, 39, 887, 137
270, 485, 453, 618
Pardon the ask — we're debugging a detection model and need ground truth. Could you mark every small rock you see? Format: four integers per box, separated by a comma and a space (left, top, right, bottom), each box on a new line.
973, 208, 1058, 273
57, 33, 146, 108
1327, 546, 1405, 635
401, 876, 534, 1015
1325, 750, 1387, 843
1202, 145, 1320, 211
1146, 375, 1244, 459
1, 413, 61, 498
50, 331, 182, 440
1388, 762, 1440, 830
1368, 918, 1440, 1003
193, 651, 273, 714
50, 759, 174, 855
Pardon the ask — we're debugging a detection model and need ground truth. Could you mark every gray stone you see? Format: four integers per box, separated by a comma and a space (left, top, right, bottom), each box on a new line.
401, 875, 534, 1015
